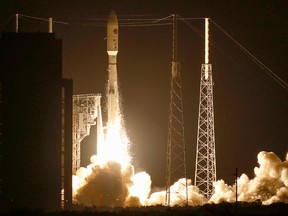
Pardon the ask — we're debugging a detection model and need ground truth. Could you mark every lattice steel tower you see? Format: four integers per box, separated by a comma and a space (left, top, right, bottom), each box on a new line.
165, 14, 188, 206
194, 18, 216, 199
72, 94, 103, 174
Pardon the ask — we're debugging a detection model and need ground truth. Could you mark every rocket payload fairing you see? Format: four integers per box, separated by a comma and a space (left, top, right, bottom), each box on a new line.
107, 10, 119, 126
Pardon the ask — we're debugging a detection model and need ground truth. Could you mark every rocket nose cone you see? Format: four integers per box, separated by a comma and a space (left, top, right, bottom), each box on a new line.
107, 10, 118, 53
108, 10, 118, 25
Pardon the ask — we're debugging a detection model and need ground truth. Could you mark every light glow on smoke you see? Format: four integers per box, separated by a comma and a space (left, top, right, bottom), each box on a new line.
210, 151, 288, 205
129, 172, 151, 204
73, 141, 288, 207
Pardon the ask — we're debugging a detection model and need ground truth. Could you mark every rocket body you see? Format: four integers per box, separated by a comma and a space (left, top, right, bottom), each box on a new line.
107, 11, 119, 126
107, 10, 118, 56
96, 10, 130, 165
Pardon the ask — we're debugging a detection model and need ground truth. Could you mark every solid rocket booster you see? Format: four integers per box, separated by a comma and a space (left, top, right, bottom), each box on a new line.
107, 10, 119, 126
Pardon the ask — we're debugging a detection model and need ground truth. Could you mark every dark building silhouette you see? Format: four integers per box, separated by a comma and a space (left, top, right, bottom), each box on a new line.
0, 32, 72, 211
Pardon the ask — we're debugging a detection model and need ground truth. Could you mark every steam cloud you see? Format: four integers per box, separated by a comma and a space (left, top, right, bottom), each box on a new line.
73, 160, 134, 207
210, 151, 288, 205
73, 151, 288, 207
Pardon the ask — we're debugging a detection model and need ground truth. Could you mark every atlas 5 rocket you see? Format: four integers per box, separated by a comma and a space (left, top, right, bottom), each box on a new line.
107, 11, 119, 126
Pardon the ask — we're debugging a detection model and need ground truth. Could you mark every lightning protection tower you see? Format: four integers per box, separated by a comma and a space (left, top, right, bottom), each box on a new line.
194, 18, 217, 199
165, 14, 188, 206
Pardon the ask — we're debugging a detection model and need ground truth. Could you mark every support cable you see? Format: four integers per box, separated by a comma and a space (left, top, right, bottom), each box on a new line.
3, 13, 286, 90
19, 14, 69, 25
177, 16, 288, 92
210, 20, 288, 92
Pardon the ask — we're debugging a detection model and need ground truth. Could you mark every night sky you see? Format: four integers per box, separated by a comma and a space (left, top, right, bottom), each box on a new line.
1, 0, 287, 188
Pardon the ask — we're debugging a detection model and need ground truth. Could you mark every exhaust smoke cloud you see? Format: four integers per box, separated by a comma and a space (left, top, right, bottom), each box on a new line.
211, 151, 288, 205
73, 145, 288, 207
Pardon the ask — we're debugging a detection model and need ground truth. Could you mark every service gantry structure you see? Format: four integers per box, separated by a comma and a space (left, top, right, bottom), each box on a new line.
72, 94, 103, 174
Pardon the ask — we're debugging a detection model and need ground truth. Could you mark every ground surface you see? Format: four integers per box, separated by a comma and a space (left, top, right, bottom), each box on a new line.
1, 203, 288, 216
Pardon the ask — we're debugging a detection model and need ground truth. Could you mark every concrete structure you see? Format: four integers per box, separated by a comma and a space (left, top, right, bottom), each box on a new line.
0, 32, 72, 211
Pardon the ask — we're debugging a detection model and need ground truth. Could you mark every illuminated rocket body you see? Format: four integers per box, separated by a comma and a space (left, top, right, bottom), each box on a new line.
107, 11, 119, 126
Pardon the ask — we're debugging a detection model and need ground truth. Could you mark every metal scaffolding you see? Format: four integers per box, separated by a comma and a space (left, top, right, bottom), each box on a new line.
195, 63, 216, 199
165, 14, 188, 206
72, 94, 103, 174
195, 18, 217, 199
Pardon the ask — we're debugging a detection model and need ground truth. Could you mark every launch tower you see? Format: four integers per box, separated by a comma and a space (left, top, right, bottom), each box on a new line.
165, 14, 188, 206
72, 94, 103, 174
194, 18, 217, 199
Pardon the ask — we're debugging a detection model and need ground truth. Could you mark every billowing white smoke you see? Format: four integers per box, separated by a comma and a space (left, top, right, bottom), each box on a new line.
73, 160, 133, 207
145, 178, 206, 206
73, 151, 288, 207
72, 159, 206, 207
210, 151, 288, 205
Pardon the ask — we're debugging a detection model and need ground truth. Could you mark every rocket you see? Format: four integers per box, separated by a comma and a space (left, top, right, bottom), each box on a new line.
107, 10, 119, 126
